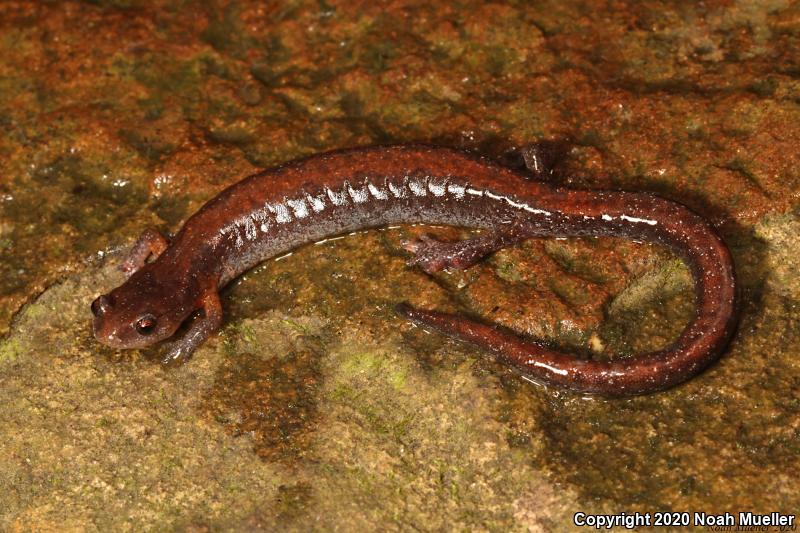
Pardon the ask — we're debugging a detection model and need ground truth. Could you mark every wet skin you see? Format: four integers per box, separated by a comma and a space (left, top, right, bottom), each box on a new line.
92, 144, 737, 396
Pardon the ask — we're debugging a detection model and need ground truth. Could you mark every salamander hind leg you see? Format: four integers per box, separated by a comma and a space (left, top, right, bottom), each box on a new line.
161, 290, 223, 366
519, 140, 569, 181
120, 227, 169, 276
403, 222, 530, 274
403, 234, 487, 273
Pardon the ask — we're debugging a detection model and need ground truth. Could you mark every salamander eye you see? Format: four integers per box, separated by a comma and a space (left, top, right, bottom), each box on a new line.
135, 314, 158, 335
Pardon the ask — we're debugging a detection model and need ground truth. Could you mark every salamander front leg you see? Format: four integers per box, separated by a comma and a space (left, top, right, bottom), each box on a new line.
161, 290, 223, 366
403, 222, 530, 274
120, 227, 169, 276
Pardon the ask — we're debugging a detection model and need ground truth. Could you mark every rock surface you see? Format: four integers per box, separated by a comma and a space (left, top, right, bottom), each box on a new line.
1, 1, 798, 530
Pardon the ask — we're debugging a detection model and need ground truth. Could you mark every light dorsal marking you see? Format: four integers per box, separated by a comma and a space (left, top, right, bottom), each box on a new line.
368, 181, 389, 200
326, 185, 349, 206
306, 193, 326, 212
427, 178, 447, 196
347, 182, 369, 203
269, 202, 292, 223
287, 198, 310, 218
408, 178, 427, 197
389, 179, 407, 198
447, 183, 466, 198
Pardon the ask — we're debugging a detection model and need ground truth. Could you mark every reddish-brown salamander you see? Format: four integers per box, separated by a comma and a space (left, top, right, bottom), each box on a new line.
92, 145, 737, 396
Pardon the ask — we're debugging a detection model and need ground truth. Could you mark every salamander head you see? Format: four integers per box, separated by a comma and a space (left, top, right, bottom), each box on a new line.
91, 265, 196, 349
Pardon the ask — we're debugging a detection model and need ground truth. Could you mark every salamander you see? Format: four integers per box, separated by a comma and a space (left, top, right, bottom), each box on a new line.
91, 144, 737, 396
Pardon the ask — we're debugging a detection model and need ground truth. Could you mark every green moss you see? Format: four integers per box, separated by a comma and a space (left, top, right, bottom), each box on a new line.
483, 44, 518, 77
338, 350, 410, 392
0, 337, 23, 364
201, 3, 259, 57
117, 128, 177, 162
20, 301, 47, 321
237, 323, 257, 344
544, 240, 610, 283
606, 258, 691, 317
600, 258, 693, 356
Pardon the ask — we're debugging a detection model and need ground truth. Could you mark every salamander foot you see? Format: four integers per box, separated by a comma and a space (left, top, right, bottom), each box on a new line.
120, 227, 169, 276
402, 234, 489, 273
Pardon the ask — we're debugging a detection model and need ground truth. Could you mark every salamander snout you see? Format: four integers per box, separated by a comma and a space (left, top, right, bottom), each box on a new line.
91, 293, 163, 349
91, 293, 129, 348
91, 277, 195, 350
